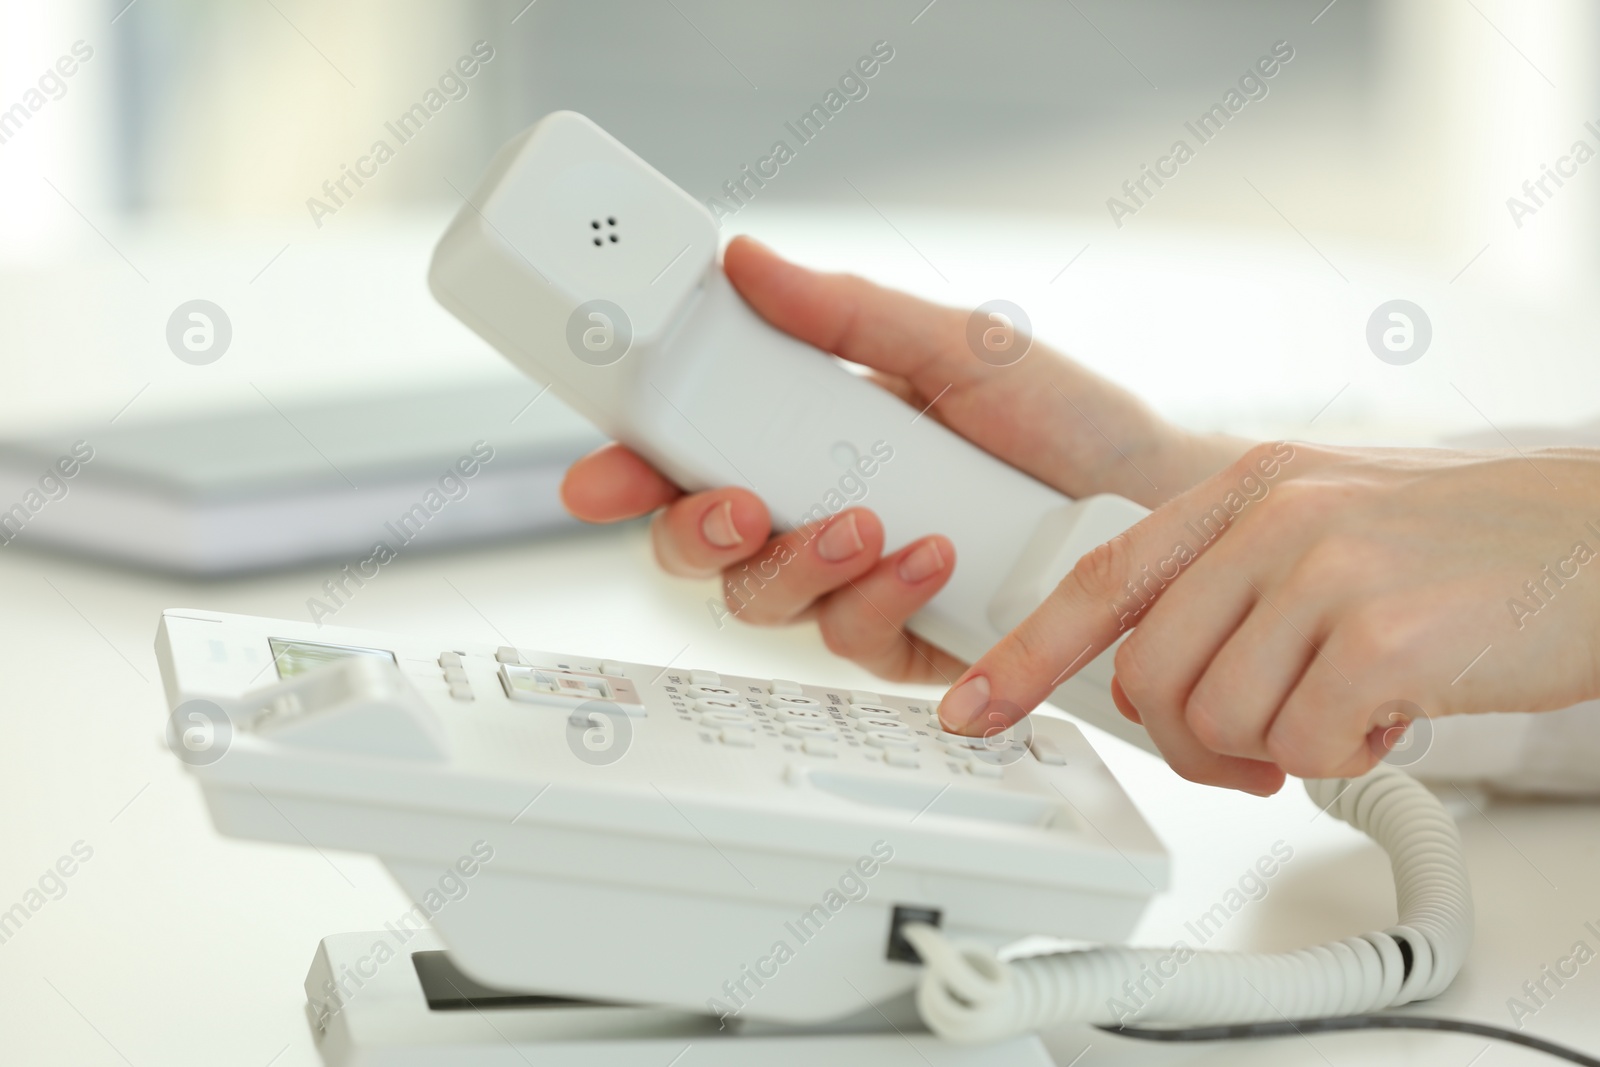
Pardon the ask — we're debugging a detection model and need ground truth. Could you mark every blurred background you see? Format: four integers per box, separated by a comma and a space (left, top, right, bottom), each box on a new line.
4, 0, 1600, 445
6, 6, 1600, 1064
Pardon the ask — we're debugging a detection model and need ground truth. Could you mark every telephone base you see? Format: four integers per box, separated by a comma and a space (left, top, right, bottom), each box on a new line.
306, 930, 1053, 1067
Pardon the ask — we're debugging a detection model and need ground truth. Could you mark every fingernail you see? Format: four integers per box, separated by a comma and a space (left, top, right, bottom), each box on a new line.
700, 500, 743, 549
939, 675, 991, 734
816, 513, 864, 562
897, 539, 945, 583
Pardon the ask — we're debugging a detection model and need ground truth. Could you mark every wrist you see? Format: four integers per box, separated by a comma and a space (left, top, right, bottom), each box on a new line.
1136, 429, 1255, 508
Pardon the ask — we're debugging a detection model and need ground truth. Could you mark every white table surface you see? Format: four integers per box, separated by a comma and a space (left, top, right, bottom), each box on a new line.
0, 523, 1595, 1067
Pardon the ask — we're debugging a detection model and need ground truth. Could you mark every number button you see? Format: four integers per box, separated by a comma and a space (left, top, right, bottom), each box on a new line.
856, 717, 907, 733
784, 722, 838, 740
701, 711, 755, 730
694, 697, 747, 713
848, 703, 900, 719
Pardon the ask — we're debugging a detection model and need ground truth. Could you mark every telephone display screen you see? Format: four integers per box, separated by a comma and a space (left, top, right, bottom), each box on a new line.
268, 637, 396, 680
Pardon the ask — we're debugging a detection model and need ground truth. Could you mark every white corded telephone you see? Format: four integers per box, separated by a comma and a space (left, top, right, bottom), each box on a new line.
157, 609, 1153, 1065
152, 111, 1600, 1067
158, 609, 1472, 1066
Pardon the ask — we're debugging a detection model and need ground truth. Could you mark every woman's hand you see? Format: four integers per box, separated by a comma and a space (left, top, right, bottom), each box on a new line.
939, 443, 1600, 794
561, 235, 1246, 684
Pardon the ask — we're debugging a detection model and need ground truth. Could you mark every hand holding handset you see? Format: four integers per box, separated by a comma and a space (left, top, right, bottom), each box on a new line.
428, 111, 1154, 750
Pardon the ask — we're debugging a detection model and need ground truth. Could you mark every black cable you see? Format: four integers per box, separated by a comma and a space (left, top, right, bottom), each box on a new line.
1099, 1014, 1600, 1067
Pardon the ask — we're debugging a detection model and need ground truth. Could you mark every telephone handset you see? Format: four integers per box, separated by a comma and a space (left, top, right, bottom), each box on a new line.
426, 110, 1155, 753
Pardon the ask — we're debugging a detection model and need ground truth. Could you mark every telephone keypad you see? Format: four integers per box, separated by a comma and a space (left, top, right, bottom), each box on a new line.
447, 651, 1025, 777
